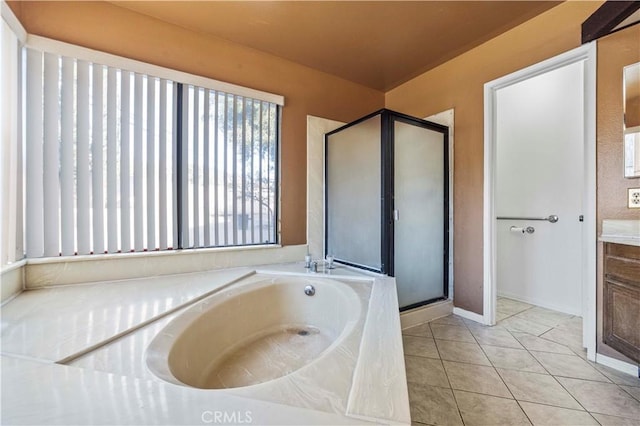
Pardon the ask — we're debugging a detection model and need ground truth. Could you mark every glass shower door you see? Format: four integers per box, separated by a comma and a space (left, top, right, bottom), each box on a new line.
325, 114, 382, 271
393, 119, 447, 309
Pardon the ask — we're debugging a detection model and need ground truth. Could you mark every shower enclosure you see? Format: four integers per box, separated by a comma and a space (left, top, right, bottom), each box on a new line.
325, 109, 449, 310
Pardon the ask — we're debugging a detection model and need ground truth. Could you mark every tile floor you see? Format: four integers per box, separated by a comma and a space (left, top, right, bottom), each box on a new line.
403, 297, 640, 425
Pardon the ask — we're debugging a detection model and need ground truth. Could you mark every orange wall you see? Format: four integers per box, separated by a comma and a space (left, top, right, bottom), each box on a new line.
596, 25, 640, 363
386, 1, 603, 314
12, 1, 384, 246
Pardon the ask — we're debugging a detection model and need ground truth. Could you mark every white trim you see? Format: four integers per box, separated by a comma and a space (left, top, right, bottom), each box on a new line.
1, 1, 26, 43
596, 353, 639, 378
452, 307, 485, 324
425, 109, 455, 302
25, 35, 284, 106
483, 43, 597, 359
583, 44, 597, 362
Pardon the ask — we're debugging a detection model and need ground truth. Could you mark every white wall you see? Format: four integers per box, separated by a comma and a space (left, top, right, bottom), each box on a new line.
495, 61, 585, 315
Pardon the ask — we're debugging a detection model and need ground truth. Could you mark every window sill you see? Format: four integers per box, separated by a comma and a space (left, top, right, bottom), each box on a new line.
20, 244, 306, 289
25, 244, 283, 265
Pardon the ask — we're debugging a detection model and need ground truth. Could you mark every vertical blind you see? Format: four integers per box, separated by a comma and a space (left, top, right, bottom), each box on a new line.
0, 14, 23, 266
181, 85, 278, 249
23, 47, 279, 258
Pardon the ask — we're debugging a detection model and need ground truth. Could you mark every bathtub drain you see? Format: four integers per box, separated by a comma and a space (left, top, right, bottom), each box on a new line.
286, 326, 320, 337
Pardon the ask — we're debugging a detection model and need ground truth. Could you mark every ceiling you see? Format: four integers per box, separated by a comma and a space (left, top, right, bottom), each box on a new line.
109, 1, 562, 91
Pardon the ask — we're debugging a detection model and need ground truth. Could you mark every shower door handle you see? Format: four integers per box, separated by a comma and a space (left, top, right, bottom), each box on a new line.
393, 210, 399, 221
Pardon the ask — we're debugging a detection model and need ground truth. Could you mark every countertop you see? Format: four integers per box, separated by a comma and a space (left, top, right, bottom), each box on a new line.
599, 219, 640, 247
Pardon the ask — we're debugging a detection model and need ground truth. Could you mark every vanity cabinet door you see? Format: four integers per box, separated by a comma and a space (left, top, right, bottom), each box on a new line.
603, 243, 640, 364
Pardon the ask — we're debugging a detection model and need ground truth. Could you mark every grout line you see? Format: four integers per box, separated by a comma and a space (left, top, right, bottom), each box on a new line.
472, 331, 519, 403
406, 307, 640, 425
514, 400, 534, 425
460, 307, 597, 414
513, 331, 592, 414
431, 321, 466, 425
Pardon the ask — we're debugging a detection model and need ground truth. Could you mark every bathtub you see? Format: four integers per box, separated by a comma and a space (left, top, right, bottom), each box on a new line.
1, 264, 410, 424
146, 273, 367, 391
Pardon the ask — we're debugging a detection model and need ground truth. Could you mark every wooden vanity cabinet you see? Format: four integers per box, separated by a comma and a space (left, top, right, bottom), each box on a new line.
603, 243, 640, 364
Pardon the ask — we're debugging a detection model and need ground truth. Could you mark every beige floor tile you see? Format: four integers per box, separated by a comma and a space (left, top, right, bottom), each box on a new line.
497, 310, 512, 321
554, 316, 583, 334
513, 307, 574, 328
403, 301, 638, 426
469, 326, 524, 349
482, 345, 546, 373
403, 322, 433, 338
499, 316, 553, 336
497, 298, 534, 316
430, 324, 476, 343
497, 368, 582, 410
510, 332, 574, 355
454, 390, 531, 425
621, 385, 640, 402
538, 327, 585, 355
403, 335, 440, 359
590, 413, 640, 426
404, 355, 450, 388
430, 314, 467, 327
435, 339, 492, 366
464, 319, 508, 332
557, 377, 640, 419
442, 360, 512, 398
593, 363, 640, 388
570, 346, 589, 360
408, 381, 463, 426
530, 351, 610, 382
518, 401, 598, 426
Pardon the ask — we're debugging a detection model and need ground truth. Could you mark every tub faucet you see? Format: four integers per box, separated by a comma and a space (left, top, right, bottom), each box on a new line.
310, 261, 318, 273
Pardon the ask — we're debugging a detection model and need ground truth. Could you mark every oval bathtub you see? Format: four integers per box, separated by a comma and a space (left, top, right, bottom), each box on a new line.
146, 274, 364, 390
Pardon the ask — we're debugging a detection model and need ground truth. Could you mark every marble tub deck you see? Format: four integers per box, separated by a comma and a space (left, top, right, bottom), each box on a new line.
1, 263, 410, 425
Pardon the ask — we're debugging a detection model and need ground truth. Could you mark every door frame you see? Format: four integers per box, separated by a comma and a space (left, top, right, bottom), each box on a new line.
482, 43, 597, 361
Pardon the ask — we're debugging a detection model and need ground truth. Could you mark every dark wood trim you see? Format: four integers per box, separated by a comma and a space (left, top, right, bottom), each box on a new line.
582, 1, 640, 44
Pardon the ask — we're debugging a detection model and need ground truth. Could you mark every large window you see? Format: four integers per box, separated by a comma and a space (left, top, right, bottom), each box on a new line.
22, 40, 281, 258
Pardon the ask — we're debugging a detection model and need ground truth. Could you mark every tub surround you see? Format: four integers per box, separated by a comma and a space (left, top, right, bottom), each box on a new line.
0, 259, 24, 303
600, 219, 640, 247
1, 267, 255, 362
0, 263, 410, 425
2, 356, 371, 426
24, 244, 309, 288
0, 243, 308, 303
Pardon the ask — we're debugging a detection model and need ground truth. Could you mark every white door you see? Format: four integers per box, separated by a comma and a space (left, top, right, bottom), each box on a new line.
495, 61, 584, 315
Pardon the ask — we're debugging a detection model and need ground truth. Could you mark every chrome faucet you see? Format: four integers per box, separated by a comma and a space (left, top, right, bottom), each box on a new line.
310, 261, 318, 273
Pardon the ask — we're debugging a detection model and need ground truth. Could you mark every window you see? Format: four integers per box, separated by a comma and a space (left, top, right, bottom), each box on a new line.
22, 39, 281, 258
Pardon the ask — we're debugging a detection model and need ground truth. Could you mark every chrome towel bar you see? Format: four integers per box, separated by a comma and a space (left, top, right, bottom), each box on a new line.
497, 215, 559, 223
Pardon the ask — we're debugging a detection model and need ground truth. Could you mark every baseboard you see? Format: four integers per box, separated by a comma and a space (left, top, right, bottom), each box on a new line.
497, 291, 581, 316
596, 353, 639, 378
400, 300, 453, 329
453, 307, 485, 324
